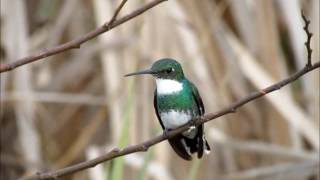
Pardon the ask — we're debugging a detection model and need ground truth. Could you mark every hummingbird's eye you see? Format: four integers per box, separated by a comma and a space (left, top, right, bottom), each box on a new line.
166, 68, 174, 74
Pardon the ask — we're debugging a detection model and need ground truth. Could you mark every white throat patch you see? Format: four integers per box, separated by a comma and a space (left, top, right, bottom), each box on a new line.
156, 79, 183, 94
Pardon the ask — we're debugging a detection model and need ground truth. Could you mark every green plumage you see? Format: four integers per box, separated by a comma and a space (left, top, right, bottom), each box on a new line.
157, 80, 198, 112
125, 58, 210, 160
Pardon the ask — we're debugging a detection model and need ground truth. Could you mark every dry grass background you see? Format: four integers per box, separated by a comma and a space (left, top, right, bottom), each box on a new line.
0, 0, 319, 180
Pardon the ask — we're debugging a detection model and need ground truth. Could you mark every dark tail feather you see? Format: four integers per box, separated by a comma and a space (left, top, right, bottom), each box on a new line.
197, 138, 211, 158
197, 126, 204, 158
197, 125, 211, 159
168, 135, 192, 161
167, 125, 211, 160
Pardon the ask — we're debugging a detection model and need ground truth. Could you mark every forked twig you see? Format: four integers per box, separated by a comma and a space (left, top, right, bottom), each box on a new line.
0, 0, 167, 73
301, 10, 313, 67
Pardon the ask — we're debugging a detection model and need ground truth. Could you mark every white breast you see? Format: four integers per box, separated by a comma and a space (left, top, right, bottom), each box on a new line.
156, 79, 183, 95
160, 110, 197, 138
160, 110, 192, 129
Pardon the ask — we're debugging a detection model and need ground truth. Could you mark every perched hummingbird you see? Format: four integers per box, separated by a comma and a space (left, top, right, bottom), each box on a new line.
125, 58, 210, 160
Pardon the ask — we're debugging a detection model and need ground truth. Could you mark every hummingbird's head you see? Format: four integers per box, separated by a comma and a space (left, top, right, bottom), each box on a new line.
125, 58, 185, 81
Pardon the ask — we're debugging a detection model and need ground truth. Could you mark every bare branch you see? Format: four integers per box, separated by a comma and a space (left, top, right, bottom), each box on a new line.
0, 0, 167, 73
18, 61, 320, 180
17, 8, 320, 180
18, 62, 320, 180
301, 10, 313, 67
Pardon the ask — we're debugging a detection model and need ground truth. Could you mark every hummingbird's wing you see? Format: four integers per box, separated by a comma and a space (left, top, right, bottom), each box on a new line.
190, 82, 205, 115
154, 89, 192, 161
153, 89, 165, 129
190, 82, 211, 158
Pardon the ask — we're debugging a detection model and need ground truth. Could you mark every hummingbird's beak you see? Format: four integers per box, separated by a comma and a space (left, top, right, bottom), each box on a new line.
124, 69, 156, 77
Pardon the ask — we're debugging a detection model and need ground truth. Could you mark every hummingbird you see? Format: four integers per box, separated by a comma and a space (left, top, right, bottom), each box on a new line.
125, 58, 210, 160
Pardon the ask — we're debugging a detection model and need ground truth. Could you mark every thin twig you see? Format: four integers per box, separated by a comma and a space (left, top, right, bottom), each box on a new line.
301, 10, 313, 67
106, 0, 128, 28
17, 8, 320, 180
0, 0, 167, 73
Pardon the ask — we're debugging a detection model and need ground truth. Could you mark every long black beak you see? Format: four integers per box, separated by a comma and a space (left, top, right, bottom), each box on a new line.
124, 69, 156, 77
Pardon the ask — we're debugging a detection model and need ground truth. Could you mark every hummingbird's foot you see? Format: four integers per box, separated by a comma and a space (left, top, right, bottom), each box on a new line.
187, 126, 196, 134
